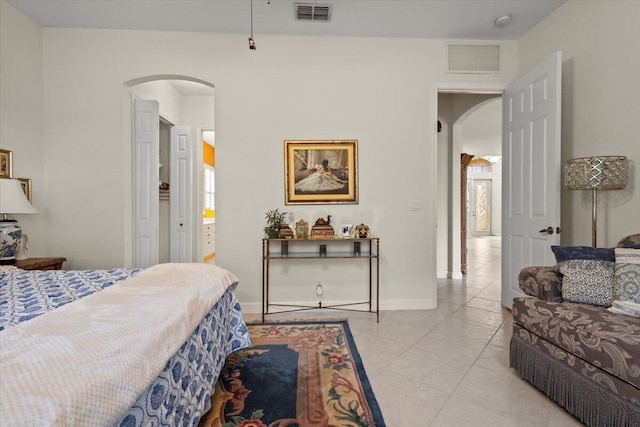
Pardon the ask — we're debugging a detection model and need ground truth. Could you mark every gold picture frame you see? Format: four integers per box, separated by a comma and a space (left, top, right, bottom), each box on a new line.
284, 140, 358, 205
0, 149, 12, 179
17, 178, 32, 202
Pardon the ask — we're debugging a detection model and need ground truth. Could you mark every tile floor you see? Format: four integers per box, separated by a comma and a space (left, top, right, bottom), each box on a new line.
244, 236, 584, 426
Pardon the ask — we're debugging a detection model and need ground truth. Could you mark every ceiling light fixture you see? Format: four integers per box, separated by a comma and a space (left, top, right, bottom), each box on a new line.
495, 15, 512, 27
249, 0, 256, 50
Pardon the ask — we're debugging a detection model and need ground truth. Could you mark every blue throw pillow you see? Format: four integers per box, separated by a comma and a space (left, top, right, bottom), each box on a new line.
551, 246, 615, 263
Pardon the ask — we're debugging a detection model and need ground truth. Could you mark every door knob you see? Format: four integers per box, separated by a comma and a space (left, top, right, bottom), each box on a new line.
539, 226, 554, 235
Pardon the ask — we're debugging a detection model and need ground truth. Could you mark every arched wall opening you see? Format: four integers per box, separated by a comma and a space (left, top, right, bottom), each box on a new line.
123, 75, 215, 267
436, 93, 501, 280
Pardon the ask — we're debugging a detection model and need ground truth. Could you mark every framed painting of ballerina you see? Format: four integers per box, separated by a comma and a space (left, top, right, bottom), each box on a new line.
284, 140, 358, 205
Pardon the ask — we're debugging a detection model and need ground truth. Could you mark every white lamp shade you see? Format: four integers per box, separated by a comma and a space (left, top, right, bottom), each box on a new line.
0, 179, 38, 214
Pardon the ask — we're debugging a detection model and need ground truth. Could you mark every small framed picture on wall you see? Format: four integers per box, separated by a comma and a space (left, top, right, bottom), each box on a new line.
17, 178, 32, 202
0, 149, 12, 178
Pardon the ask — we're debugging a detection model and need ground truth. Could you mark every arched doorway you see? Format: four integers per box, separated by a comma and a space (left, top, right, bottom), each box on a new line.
436, 94, 501, 279
124, 75, 215, 268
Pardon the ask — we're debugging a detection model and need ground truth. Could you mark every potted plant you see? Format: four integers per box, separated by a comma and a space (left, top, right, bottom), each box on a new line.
264, 208, 287, 238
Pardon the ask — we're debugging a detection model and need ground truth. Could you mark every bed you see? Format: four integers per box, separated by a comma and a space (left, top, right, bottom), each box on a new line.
0, 263, 251, 426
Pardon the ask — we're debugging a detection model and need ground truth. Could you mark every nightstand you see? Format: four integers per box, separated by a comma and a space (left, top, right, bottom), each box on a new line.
15, 257, 67, 270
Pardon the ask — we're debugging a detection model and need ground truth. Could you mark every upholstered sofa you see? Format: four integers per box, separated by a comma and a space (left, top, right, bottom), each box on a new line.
510, 235, 640, 426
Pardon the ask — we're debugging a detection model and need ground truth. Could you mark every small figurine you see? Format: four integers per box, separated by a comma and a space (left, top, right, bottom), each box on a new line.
15, 235, 29, 260
339, 224, 353, 238
278, 225, 294, 239
295, 220, 309, 239
355, 223, 370, 239
310, 216, 335, 239
314, 215, 331, 226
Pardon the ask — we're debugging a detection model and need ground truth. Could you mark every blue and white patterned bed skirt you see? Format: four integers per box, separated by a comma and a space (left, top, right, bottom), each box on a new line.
119, 288, 250, 426
0, 266, 251, 426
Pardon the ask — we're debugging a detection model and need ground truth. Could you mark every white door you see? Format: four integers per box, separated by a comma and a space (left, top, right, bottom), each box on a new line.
133, 98, 160, 268
472, 179, 492, 237
501, 51, 562, 308
170, 126, 192, 262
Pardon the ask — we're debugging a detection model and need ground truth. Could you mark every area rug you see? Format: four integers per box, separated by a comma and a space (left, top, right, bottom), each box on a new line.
199, 321, 385, 427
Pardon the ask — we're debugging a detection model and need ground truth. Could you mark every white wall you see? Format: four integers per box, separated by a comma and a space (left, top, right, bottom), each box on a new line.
461, 98, 502, 156
0, 1, 45, 256
38, 28, 517, 310
5, 0, 637, 311
0, 0, 520, 311
518, 0, 640, 247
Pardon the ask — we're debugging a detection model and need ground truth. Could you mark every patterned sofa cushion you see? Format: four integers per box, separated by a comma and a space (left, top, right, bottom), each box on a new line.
512, 297, 640, 389
558, 259, 614, 306
550, 246, 616, 306
551, 245, 615, 263
518, 266, 563, 302
609, 248, 640, 317
617, 234, 640, 248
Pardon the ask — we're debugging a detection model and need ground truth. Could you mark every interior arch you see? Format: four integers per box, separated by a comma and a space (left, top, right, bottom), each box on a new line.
124, 75, 215, 267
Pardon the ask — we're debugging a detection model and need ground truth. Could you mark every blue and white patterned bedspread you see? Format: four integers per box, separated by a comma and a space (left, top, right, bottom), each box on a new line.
0, 267, 142, 330
0, 265, 250, 426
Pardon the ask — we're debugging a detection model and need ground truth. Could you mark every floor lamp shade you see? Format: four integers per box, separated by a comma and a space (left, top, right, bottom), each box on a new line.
0, 179, 38, 264
563, 156, 628, 247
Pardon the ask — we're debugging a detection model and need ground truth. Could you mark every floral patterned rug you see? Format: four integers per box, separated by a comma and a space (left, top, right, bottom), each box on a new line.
198, 321, 385, 427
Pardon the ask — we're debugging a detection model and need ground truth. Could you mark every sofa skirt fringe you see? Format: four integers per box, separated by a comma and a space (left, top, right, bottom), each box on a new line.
510, 334, 640, 427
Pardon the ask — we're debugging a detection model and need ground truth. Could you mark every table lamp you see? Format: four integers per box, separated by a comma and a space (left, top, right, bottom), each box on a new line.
563, 156, 628, 247
0, 178, 38, 264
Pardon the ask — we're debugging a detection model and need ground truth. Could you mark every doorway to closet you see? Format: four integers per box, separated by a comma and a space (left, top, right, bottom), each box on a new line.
128, 76, 215, 268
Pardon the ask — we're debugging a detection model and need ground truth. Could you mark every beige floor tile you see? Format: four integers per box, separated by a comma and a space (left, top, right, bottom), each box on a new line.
451, 305, 509, 328
433, 300, 464, 315
474, 287, 503, 301
430, 396, 522, 427
436, 291, 476, 305
464, 296, 508, 314
352, 334, 412, 375
452, 366, 562, 425
375, 377, 449, 427
432, 316, 500, 345
488, 318, 513, 349
413, 330, 486, 365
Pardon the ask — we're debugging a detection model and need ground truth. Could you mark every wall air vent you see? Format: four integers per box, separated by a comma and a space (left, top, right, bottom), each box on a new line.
295, 3, 332, 22
447, 43, 501, 74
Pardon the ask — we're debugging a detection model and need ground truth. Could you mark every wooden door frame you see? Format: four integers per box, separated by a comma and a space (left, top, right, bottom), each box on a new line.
460, 153, 474, 275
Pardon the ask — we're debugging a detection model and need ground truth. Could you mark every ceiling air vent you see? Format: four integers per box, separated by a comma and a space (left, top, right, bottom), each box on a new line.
295, 3, 332, 22
447, 43, 501, 74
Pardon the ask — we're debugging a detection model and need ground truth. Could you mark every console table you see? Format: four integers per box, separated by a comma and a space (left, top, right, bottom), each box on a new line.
262, 237, 380, 322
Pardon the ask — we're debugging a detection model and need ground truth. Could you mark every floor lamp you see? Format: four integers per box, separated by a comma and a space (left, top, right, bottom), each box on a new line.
564, 156, 628, 247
